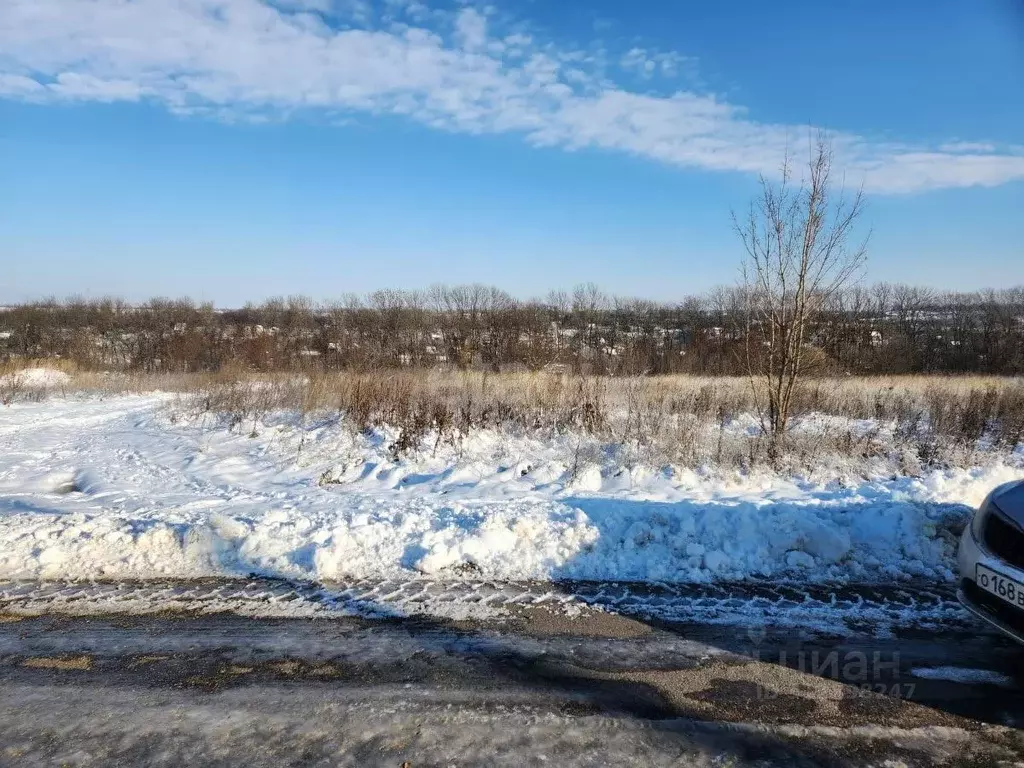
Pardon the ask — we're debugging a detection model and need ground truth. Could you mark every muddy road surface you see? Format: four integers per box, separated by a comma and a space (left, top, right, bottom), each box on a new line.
0, 578, 1023, 766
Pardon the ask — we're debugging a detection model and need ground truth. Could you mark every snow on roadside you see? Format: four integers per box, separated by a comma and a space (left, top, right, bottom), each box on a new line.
909, 667, 1015, 687
0, 395, 1020, 586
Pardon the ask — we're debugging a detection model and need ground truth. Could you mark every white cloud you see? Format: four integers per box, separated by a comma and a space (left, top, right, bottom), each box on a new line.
855, 150, 1024, 194
271, 0, 334, 11
0, 73, 45, 97
618, 48, 692, 80
48, 72, 148, 102
382, 0, 438, 24
620, 48, 688, 79
938, 141, 997, 154
454, 8, 487, 51
0, 0, 1020, 194
621, 48, 657, 78
656, 51, 686, 78
271, 0, 372, 21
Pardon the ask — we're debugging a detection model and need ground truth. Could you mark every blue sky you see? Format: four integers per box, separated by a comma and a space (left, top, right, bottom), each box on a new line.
1, 0, 1022, 305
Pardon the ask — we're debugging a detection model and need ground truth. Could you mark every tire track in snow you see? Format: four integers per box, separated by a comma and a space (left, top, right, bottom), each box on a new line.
0, 577, 972, 634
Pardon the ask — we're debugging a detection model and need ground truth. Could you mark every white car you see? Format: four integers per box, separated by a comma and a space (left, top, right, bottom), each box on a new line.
958, 480, 1024, 644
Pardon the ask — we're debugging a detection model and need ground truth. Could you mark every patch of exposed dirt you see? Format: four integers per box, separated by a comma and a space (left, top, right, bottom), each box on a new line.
22, 655, 93, 671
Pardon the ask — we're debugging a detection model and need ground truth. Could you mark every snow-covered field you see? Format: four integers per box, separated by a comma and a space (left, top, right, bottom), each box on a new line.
1, 388, 1021, 590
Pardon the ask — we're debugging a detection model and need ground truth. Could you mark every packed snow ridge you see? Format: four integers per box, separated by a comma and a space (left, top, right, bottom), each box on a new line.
0, 392, 1021, 586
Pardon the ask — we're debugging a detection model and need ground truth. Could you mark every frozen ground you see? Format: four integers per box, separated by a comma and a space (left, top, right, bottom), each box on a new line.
2, 611, 1022, 767
0, 392, 1022, 600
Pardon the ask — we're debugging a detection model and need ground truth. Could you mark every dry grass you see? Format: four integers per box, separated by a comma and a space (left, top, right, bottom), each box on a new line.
183, 371, 1024, 471
6, 366, 1024, 471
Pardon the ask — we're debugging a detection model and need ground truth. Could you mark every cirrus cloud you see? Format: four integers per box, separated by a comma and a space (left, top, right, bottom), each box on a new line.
1, 0, 1021, 194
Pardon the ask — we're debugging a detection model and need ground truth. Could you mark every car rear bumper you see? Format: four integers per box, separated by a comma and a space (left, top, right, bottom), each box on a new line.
957, 524, 1024, 645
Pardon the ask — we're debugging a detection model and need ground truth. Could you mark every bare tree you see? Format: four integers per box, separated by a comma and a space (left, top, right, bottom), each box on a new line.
735, 135, 869, 457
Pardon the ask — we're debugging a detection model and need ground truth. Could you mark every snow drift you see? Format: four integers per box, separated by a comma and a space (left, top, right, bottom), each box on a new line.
0, 394, 1020, 585
0, 367, 71, 390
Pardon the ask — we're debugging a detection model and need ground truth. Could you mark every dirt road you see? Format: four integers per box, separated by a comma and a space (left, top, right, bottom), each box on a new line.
1, 578, 1023, 766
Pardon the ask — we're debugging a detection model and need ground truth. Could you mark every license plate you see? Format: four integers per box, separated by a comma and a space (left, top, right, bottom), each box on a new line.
976, 564, 1024, 609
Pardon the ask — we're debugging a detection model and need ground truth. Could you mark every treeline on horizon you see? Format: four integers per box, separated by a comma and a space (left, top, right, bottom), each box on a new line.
2, 283, 1023, 376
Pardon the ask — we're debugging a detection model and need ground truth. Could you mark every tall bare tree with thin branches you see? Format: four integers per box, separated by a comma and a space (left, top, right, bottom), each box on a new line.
735, 135, 869, 459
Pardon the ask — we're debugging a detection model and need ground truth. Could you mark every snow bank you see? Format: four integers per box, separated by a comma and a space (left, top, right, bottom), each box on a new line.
0, 500, 598, 581
0, 488, 966, 583
1, 367, 72, 390
0, 395, 1021, 585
